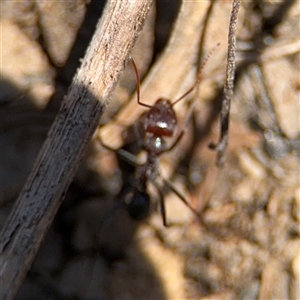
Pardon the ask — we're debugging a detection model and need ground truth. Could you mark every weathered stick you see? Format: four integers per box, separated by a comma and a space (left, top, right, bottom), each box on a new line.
0, 1, 153, 299
211, 0, 241, 167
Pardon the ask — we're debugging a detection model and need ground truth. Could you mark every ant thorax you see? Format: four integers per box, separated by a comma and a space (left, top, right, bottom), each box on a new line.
143, 134, 168, 157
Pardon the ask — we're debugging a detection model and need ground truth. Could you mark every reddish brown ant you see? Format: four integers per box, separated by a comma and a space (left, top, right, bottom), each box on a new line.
101, 46, 219, 226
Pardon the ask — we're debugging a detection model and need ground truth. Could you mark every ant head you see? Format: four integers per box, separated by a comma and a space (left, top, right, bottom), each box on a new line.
130, 43, 220, 138
144, 98, 177, 137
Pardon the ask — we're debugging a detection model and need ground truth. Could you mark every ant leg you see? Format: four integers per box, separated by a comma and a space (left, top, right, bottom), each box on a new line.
162, 178, 198, 216
96, 134, 140, 167
153, 182, 168, 227
96, 133, 118, 152
133, 121, 144, 149
166, 130, 184, 152
166, 98, 195, 152
154, 175, 206, 227
101, 198, 124, 228
162, 177, 210, 230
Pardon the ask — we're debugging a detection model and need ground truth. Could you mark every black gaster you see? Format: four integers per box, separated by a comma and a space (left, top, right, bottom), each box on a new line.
124, 188, 150, 220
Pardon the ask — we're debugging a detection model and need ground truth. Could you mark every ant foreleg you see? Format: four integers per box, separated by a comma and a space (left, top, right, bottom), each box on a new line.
166, 97, 195, 152
133, 121, 144, 150
166, 130, 184, 152
96, 135, 141, 167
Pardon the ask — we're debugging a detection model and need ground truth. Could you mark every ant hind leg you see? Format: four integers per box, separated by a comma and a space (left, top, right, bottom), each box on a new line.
155, 185, 168, 227
163, 178, 199, 216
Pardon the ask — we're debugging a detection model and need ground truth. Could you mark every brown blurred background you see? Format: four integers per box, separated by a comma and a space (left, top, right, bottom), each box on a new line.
0, 1, 299, 299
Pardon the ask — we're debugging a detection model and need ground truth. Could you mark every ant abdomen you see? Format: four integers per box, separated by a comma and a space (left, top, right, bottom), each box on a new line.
124, 188, 150, 220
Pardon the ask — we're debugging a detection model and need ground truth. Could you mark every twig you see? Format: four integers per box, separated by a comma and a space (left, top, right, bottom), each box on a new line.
0, 1, 153, 299
210, 0, 241, 167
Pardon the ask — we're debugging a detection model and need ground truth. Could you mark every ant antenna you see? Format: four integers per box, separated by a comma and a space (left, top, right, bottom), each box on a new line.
172, 43, 221, 106
129, 57, 153, 109
129, 44, 219, 110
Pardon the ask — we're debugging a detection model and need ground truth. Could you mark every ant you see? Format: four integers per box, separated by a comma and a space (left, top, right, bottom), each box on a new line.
100, 46, 219, 227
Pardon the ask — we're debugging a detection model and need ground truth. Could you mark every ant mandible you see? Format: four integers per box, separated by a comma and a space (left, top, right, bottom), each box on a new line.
102, 45, 219, 226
